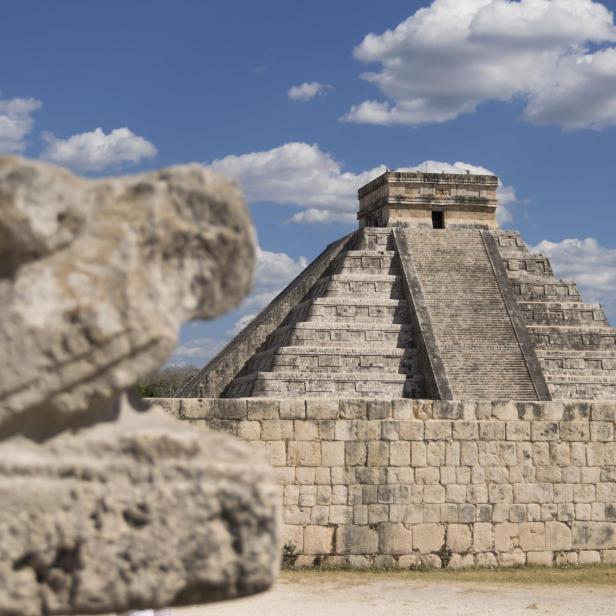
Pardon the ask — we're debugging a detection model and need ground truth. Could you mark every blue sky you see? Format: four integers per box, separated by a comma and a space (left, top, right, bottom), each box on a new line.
2, 0, 616, 365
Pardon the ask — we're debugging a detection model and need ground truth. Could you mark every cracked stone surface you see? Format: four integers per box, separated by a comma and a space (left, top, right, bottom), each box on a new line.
0, 394, 280, 616
0, 155, 255, 438
0, 157, 280, 615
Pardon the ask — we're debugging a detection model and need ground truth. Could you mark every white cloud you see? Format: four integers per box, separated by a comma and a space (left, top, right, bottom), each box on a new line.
254, 244, 309, 288
344, 0, 616, 130
172, 337, 224, 363
287, 81, 331, 101
41, 127, 157, 172
208, 143, 518, 226
0, 97, 41, 153
207, 142, 386, 222
287, 209, 357, 224
533, 237, 616, 320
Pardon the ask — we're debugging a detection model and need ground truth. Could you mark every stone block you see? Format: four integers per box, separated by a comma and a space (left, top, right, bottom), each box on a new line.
578, 550, 601, 565
413, 523, 445, 554
513, 482, 553, 504
432, 401, 462, 420
506, 421, 530, 441
453, 421, 479, 440
340, 399, 367, 419
447, 524, 472, 552
411, 442, 427, 466
287, 442, 320, 467
572, 522, 616, 549
498, 550, 526, 567
473, 523, 494, 552
283, 525, 304, 552
373, 555, 397, 569
591, 422, 614, 442
392, 399, 414, 420
382, 420, 400, 441
399, 421, 424, 440
238, 421, 261, 440
261, 420, 282, 440
247, 399, 280, 420
294, 420, 319, 441
356, 420, 380, 441
345, 442, 367, 466
330, 506, 353, 525
475, 552, 498, 568
527, 551, 553, 566
368, 400, 391, 420
334, 421, 357, 441
379, 523, 413, 555
321, 442, 345, 467
335, 525, 379, 555
559, 422, 590, 441
531, 421, 559, 441
518, 522, 545, 551
390, 441, 411, 466
306, 399, 339, 420
279, 399, 306, 420
495, 523, 518, 552
545, 521, 571, 551
367, 442, 390, 466
448, 553, 475, 569
491, 401, 517, 421
264, 441, 287, 466
213, 399, 248, 420
591, 401, 616, 422
424, 421, 452, 440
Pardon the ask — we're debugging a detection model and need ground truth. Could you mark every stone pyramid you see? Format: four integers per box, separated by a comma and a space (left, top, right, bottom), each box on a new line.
180, 171, 616, 400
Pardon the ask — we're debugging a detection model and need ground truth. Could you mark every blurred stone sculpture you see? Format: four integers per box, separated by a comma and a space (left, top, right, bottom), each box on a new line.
0, 156, 280, 615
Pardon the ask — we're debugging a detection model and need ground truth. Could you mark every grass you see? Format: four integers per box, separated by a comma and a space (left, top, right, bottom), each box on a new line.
281, 564, 616, 587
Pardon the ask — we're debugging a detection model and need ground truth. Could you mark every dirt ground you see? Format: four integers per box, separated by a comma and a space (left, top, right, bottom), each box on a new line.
184, 568, 616, 616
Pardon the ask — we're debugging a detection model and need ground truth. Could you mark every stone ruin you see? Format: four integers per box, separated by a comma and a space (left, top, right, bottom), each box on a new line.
167, 170, 616, 568
0, 156, 280, 615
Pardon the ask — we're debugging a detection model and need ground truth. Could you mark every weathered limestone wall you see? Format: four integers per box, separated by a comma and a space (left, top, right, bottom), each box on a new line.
160, 397, 616, 569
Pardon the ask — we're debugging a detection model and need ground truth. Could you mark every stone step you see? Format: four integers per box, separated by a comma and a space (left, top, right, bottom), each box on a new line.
519, 301, 608, 326
507, 276, 581, 301
353, 228, 394, 250
528, 325, 616, 350
286, 296, 408, 324
266, 322, 415, 348
242, 345, 415, 375
333, 250, 399, 275
490, 231, 527, 253
547, 382, 616, 400
536, 349, 616, 371
226, 371, 419, 398
406, 228, 539, 400
543, 371, 616, 384
309, 274, 402, 299
501, 254, 553, 277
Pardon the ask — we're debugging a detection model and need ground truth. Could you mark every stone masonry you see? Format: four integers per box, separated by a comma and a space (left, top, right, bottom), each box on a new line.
172, 169, 616, 568
160, 397, 616, 569
181, 171, 616, 400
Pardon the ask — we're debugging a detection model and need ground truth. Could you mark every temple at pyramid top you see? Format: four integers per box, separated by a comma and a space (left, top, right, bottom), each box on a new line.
357, 170, 499, 229
180, 170, 616, 401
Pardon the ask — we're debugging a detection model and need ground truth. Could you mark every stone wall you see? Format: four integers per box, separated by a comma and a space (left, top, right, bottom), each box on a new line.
159, 398, 616, 569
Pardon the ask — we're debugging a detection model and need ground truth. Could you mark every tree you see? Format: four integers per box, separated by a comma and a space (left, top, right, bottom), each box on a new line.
137, 364, 199, 398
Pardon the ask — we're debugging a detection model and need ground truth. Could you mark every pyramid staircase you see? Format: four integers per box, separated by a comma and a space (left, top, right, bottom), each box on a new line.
224, 228, 425, 398
180, 227, 616, 401
405, 228, 540, 400
492, 231, 616, 399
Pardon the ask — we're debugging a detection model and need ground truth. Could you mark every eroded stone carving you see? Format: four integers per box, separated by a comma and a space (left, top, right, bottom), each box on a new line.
0, 155, 255, 436
0, 156, 280, 615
